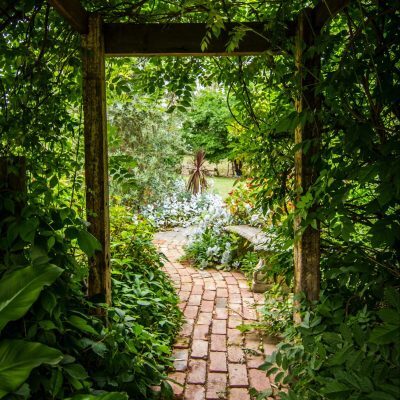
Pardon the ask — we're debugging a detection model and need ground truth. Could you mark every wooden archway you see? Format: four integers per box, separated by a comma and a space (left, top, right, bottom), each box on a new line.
49, 0, 351, 309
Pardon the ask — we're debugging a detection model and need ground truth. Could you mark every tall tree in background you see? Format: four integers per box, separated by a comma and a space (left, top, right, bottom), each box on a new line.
108, 98, 187, 207
182, 88, 233, 166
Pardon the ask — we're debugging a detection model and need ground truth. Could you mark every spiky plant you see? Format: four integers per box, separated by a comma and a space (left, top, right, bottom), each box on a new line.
187, 150, 208, 195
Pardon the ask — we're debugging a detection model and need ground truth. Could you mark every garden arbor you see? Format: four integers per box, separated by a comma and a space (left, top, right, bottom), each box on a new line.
49, 0, 350, 309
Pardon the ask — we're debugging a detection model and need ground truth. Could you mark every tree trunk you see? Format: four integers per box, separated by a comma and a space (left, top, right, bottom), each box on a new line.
233, 160, 243, 176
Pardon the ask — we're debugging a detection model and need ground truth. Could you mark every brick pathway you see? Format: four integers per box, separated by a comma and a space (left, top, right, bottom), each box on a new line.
154, 228, 277, 400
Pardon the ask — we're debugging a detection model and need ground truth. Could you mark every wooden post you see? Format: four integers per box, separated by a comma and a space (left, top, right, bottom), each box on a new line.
82, 14, 111, 307
293, 11, 322, 307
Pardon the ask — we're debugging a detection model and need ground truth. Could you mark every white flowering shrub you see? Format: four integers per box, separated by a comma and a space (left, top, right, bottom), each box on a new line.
184, 199, 278, 273
184, 201, 239, 269
141, 181, 226, 229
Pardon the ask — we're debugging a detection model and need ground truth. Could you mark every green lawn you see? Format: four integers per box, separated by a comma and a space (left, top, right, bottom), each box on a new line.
209, 177, 237, 199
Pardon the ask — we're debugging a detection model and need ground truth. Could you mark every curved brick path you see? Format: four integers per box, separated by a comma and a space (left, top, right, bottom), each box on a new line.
154, 227, 277, 400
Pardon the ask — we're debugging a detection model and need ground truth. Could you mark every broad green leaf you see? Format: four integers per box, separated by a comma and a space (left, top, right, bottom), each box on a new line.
66, 393, 128, 400
68, 315, 98, 335
0, 264, 63, 331
377, 309, 400, 326
31, 245, 51, 265
19, 218, 38, 243
367, 392, 397, 400
369, 324, 400, 345
77, 231, 102, 257
322, 380, 350, 394
0, 339, 63, 399
91, 342, 108, 357
63, 363, 88, 380
49, 368, 63, 397
384, 287, 400, 311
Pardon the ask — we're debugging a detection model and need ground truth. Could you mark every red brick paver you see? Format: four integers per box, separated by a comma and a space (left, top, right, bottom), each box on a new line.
154, 229, 276, 399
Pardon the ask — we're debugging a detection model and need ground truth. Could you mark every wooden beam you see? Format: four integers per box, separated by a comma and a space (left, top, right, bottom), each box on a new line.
312, 0, 352, 31
293, 10, 322, 312
82, 14, 111, 308
104, 23, 274, 56
48, 0, 88, 34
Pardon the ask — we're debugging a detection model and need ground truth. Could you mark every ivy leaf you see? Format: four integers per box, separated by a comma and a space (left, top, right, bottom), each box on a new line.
91, 342, 108, 357
77, 231, 102, 257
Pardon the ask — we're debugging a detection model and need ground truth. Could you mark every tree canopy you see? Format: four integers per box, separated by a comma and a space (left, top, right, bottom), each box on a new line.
182, 88, 232, 163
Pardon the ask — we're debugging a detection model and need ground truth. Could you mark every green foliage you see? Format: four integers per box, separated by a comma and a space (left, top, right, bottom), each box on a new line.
66, 203, 183, 399
0, 191, 181, 399
182, 88, 232, 163
67, 394, 128, 400
237, 251, 259, 279
183, 203, 235, 269
185, 229, 236, 269
0, 264, 62, 331
108, 98, 187, 208
260, 287, 400, 400
225, 180, 269, 226
0, 340, 63, 399
0, 5, 182, 394
76, 231, 102, 258
241, 285, 293, 338
110, 203, 182, 343
1, 1, 399, 399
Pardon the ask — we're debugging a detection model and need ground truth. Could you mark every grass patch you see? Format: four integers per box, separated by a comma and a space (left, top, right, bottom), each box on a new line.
209, 177, 237, 199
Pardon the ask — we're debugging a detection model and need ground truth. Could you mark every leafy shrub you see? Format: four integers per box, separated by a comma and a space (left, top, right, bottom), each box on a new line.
142, 186, 224, 229
110, 202, 182, 341
238, 251, 260, 279
0, 190, 181, 399
181, 88, 232, 163
246, 285, 294, 338
108, 99, 187, 208
225, 180, 267, 226
260, 287, 400, 400
255, 251, 400, 400
183, 195, 287, 281
183, 200, 235, 269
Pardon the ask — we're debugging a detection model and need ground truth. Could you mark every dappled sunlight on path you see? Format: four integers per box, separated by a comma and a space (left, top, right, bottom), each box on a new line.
154, 227, 277, 400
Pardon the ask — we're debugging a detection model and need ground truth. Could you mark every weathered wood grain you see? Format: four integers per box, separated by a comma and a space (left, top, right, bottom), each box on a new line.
48, 0, 88, 34
293, 11, 322, 307
82, 14, 111, 308
104, 23, 275, 56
